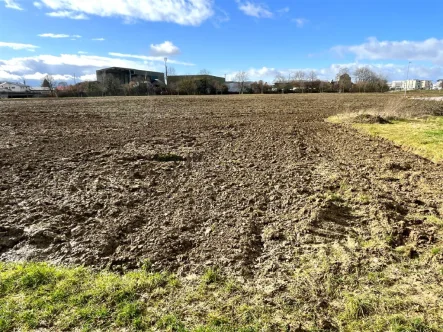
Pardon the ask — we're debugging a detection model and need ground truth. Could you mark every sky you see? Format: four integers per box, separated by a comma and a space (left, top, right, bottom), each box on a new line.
1, 0, 443, 86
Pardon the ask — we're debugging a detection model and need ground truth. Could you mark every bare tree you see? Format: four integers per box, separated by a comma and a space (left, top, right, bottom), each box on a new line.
294, 70, 306, 93
353, 67, 388, 92
234, 71, 249, 94
103, 74, 121, 96
167, 67, 177, 77
41, 74, 57, 96
335, 67, 350, 81
274, 73, 286, 83
307, 70, 317, 92
199, 69, 211, 75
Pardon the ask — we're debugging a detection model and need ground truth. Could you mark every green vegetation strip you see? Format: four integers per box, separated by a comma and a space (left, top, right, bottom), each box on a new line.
1, 244, 442, 332
331, 116, 443, 163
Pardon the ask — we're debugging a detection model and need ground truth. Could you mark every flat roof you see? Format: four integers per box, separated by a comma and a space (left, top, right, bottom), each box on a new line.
97, 67, 163, 74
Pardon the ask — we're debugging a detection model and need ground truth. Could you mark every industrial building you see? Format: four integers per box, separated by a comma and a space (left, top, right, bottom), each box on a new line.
96, 67, 165, 85
167, 74, 225, 85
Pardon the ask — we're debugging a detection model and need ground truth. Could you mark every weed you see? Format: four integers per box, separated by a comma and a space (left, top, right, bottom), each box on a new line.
340, 295, 376, 321
425, 215, 443, 227
156, 314, 186, 331
202, 267, 222, 285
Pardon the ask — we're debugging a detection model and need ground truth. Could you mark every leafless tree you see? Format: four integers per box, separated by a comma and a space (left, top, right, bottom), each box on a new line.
294, 70, 306, 93
335, 67, 350, 81
167, 66, 177, 77
199, 69, 211, 75
234, 71, 249, 94
353, 67, 388, 92
307, 70, 317, 92
41, 74, 57, 96
103, 74, 121, 96
274, 73, 286, 83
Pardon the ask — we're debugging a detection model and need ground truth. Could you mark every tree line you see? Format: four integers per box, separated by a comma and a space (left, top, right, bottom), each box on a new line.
40, 66, 389, 97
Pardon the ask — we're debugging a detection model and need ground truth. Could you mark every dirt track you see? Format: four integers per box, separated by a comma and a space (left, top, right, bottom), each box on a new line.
1, 95, 442, 277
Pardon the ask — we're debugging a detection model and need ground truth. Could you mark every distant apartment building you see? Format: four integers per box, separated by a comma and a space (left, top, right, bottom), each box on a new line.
390, 81, 403, 90
421, 80, 433, 90
390, 79, 434, 91
434, 79, 443, 90
402, 79, 422, 90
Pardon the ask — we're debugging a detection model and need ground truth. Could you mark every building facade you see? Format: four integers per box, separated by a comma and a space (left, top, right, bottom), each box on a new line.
167, 75, 225, 85
421, 80, 433, 90
390, 81, 404, 90
0, 82, 30, 92
96, 67, 165, 85
402, 79, 422, 90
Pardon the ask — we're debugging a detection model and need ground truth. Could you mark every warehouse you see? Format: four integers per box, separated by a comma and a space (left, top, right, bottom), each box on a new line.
96, 67, 165, 85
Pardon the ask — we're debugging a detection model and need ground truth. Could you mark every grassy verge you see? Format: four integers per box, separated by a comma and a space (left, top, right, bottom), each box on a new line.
1, 241, 442, 332
329, 116, 443, 163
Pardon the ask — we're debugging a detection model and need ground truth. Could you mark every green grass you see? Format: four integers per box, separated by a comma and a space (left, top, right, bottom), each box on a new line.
332, 116, 443, 163
1, 254, 442, 331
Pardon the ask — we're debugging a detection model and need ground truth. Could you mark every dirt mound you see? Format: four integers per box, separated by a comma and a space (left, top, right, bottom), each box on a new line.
351, 113, 391, 124
0, 95, 441, 279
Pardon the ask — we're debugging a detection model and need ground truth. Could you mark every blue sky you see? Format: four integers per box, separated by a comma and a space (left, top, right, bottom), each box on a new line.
1, 0, 443, 86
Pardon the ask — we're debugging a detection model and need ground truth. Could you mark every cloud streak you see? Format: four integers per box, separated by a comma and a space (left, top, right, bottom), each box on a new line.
0, 42, 39, 51
332, 37, 443, 64
38, 33, 81, 39
46, 11, 88, 19
2, 0, 23, 10
35, 0, 214, 26
109, 52, 194, 66
237, 1, 273, 18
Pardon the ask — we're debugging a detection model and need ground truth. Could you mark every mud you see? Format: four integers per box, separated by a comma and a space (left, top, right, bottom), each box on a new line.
351, 113, 391, 124
0, 95, 442, 277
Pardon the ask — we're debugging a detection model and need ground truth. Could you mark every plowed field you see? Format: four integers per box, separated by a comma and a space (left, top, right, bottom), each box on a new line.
1, 95, 442, 279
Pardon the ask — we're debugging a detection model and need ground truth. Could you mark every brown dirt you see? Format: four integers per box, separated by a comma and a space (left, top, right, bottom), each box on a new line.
0, 95, 442, 278
351, 113, 391, 124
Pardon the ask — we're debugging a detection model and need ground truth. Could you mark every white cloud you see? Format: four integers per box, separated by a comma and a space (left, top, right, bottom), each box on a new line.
0, 70, 22, 81
277, 7, 289, 14
46, 11, 88, 20
0, 53, 170, 84
237, 1, 273, 18
78, 51, 88, 54
2, 0, 22, 10
40, 33, 69, 38
0, 42, 39, 51
293, 18, 308, 28
225, 63, 443, 83
38, 0, 213, 26
92, 38, 105, 41
33, 1, 42, 9
109, 52, 194, 66
150, 41, 180, 56
332, 37, 443, 64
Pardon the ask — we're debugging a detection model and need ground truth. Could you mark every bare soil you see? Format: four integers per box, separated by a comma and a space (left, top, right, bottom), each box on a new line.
1, 95, 442, 279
